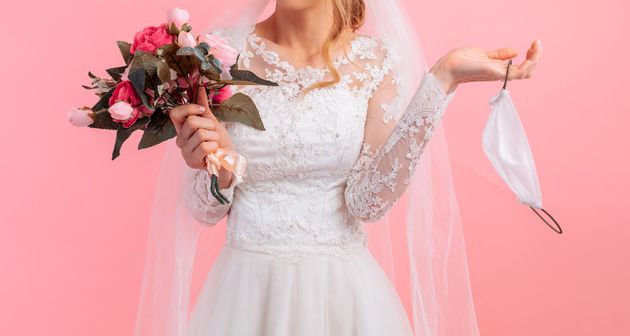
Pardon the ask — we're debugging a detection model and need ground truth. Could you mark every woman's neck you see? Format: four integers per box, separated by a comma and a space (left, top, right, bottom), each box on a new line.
255, 1, 346, 61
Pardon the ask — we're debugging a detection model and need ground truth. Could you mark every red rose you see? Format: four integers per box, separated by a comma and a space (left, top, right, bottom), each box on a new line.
109, 81, 151, 128
109, 81, 141, 106
130, 24, 175, 55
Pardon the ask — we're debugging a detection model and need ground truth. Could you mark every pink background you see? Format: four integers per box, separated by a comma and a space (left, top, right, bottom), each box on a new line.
2, 0, 628, 335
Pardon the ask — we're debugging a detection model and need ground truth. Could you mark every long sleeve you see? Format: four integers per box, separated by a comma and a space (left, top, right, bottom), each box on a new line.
184, 168, 239, 226
344, 70, 456, 223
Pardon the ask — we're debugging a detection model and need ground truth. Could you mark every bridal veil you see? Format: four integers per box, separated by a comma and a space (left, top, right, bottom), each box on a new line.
133, 1, 480, 335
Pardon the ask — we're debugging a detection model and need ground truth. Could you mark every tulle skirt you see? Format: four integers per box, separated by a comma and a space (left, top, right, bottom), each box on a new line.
186, 244, 414, 336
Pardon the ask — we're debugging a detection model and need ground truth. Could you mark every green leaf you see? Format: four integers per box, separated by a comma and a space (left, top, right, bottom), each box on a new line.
138, 110, 177, 149
111, 116, 150, 160
176, 46, 195, 56
157, 44, 197, 77
193, 45, 208, 63
128, 69, 145, 100
213, 92, 266, 131
197, 42, 210, 54
129, 52, 170, 84
167, 22, 179, 35
116, 41, 132, 65
91, 89, 113, 111
229, 69, 278, 86
88, 110, 118, 130
106, 65, 127, 81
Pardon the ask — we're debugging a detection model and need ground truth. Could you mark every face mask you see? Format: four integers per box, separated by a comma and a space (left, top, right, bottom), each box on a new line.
482, 60, 562, 234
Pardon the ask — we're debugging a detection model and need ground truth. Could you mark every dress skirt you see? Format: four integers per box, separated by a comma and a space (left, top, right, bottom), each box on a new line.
186, 245, 414, 336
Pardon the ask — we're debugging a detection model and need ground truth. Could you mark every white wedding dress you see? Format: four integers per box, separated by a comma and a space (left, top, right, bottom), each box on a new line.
183, 24, 455, 336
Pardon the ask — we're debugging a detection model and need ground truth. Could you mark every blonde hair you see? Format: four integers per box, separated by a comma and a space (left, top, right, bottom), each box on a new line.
302, 0, 366, 94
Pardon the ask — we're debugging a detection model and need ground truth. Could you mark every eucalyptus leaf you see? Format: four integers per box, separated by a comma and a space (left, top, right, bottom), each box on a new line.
111, 116, 150, 160
138, 110, 177, 149
193, 45, 208, 63
213, 93, 266, 131
197, 42, 210, 54
176, 47, 195, 56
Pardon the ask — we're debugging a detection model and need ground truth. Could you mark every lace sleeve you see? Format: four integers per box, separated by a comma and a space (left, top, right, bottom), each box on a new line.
184, 168, 239, 226
344, 68, 456, 223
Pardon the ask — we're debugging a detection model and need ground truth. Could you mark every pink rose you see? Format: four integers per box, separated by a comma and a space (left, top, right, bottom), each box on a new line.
167, 7, 189, 28
212, 85, 232, 104
130, 24, 175, 55
197, 34, 238, 72
109, 101, 134, 120
177, 31, 197, 48
67, 107, 94, 127
108, 81, 151, 128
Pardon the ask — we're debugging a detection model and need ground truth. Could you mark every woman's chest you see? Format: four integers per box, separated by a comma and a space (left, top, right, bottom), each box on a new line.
225, 85, 368, 183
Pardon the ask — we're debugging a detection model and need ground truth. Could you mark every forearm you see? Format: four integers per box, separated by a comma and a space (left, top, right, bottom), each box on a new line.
344, 71, 456, 222
184, 167, 237, 226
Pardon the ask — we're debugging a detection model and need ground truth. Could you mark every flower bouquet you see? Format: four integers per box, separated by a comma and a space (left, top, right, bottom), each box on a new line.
68, 7, 277, 203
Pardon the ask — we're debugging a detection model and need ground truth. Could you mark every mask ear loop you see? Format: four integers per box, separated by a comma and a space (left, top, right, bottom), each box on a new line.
530, 207, 563, 234
503, 59, 512, 89
504, 59, 562, 235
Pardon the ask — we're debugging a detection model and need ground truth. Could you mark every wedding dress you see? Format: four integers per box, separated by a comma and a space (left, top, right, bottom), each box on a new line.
182, 24, 456, 336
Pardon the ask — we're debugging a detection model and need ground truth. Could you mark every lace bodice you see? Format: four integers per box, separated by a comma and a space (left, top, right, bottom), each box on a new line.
184, 25, 456, 262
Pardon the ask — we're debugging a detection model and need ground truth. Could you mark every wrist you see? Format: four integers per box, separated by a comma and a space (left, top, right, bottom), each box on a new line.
429, 58, 457, 95
217, 166, 234, 190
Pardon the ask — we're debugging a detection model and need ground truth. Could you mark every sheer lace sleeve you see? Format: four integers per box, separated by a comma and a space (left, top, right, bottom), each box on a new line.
344, 65, 456, 223
184, 168, 239, 226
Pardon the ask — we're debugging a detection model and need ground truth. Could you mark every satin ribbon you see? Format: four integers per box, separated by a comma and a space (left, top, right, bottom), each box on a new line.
204, 147, 247, 186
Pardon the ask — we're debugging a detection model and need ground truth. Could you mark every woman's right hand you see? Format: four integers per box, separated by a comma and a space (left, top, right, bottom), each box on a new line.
169, 86, 234, 170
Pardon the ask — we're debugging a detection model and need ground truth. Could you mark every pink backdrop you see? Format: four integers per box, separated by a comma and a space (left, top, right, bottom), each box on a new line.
2, 0, 628, 335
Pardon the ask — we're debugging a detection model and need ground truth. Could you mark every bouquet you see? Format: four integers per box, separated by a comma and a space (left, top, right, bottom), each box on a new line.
67, 7, 277, 203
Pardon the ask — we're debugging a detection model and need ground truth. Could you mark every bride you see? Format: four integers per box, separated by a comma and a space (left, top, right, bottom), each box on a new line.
133, 0, 541, 335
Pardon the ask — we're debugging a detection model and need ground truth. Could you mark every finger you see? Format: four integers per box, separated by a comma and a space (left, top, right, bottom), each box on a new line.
182, 128, 220, 158
192, 141, 219, 166
487, 47, 519, 60
170, 104, 207, 134
524, 40, 542, 78
196, 86, 218, 123
509, 40, 542, 80
176, 115, 215, 148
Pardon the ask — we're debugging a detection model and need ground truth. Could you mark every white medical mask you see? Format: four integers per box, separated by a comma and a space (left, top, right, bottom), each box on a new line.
482, 60, 562, 234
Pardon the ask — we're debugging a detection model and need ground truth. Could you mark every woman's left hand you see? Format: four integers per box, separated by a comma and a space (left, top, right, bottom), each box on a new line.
430, 39, 542, 94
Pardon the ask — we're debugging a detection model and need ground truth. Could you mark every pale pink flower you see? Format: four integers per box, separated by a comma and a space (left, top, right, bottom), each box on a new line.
67, 107, 94, 127
167, 7, 190, 28
177, 31, 197, 48
197, 34, 238, 71
109, 101, 134, 120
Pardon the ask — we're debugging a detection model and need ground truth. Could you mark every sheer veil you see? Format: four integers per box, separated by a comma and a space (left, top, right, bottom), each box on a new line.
133, 0, 480, 335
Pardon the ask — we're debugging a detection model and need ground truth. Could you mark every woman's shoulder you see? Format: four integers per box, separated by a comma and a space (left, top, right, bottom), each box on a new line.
348, 33, 399, 66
